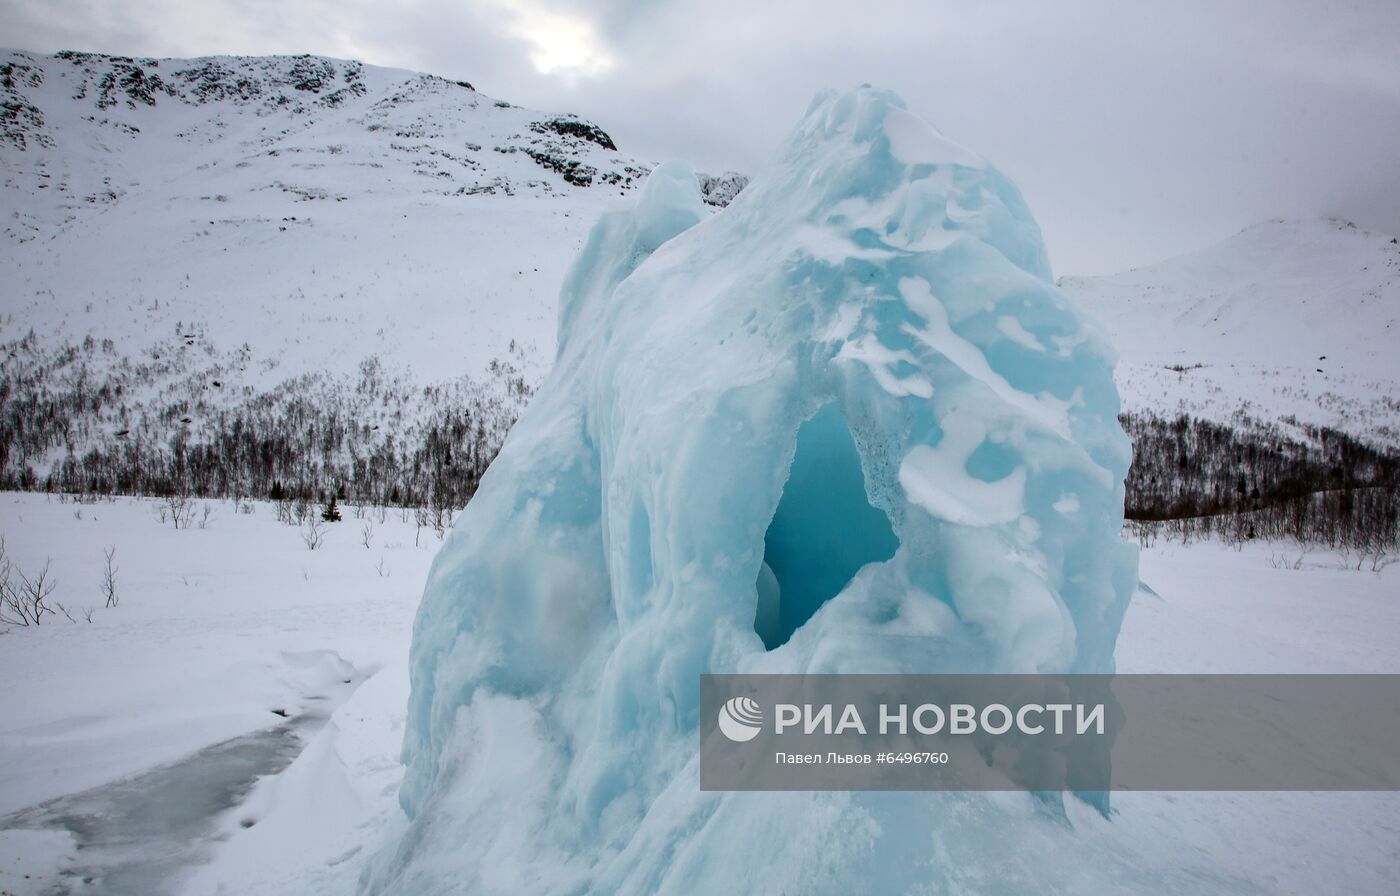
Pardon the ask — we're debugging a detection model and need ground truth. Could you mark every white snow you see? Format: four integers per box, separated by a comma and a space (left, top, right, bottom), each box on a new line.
898, 412, 1027, 527
0, 828, 77, 896
899, 276, 1078, 440
0, 492, 433, 894
1104, 538, 1400, 896
3, 495, 1396, 893
880, 105, 983, 169
0, 50, 654, 402
1063, 218, 1400, 442
834, 334, 934, 398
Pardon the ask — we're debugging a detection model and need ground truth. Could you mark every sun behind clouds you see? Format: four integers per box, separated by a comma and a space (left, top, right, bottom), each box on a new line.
489, 0, 616, 78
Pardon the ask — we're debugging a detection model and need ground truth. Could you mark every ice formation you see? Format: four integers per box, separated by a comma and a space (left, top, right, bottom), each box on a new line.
366, 87, 1139, 894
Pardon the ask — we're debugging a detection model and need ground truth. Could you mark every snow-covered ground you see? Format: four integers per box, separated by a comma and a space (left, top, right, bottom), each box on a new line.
0, 492, 1396, 894
1108, 540, 1400, 896
0, 492, 431, 895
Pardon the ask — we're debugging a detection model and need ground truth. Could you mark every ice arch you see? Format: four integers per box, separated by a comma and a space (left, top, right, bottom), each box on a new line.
366, 88, 1143, 895
755, 403, 898, 649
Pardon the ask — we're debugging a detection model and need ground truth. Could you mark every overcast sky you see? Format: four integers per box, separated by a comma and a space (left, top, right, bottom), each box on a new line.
4, 0, 1397, 274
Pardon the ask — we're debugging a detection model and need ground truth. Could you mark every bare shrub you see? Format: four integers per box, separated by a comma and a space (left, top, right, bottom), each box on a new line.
101, 546, 118, 608
158, 495, 195, 529
0, 543, 57, 627
301, 517, 325, 550
1265, 551, 1309, 571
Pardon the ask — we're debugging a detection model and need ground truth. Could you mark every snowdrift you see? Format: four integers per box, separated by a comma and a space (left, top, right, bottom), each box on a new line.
366, 87, 1138, 894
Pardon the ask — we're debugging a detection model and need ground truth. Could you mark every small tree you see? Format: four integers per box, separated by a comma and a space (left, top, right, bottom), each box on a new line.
157, 494, 194, 529
101, 546, 118, 608
321, 495, 342, 523
0, 543, 57, 627
302, 517, 326, 550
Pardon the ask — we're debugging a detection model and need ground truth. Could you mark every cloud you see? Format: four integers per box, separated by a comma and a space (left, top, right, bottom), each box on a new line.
476, 0, 615, 78
1, 0, 1396, 273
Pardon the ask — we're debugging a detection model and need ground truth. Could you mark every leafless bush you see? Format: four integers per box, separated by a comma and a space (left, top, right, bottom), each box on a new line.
413, 505, 428, 547
1124, 519, 1158, 548
0, 542, 57, 627
101, 546, 118, 608
158, 495, 195, 529
197, 503, 215, 530
376, 557, 388, 578
360, 521, 374, 549
431, 505, 452, 540
1265, 551, 1309, 571
301, 517, 325, 550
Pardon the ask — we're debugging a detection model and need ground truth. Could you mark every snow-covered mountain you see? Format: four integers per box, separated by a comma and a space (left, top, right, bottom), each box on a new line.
0, 49, 748, 495
1063, 219, 1400, 444
2, 49, 1395, 502
0, 49, 696, 387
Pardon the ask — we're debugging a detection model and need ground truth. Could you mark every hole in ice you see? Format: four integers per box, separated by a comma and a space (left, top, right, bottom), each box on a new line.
755, 403, 898, 649
965, 436, 1018, 482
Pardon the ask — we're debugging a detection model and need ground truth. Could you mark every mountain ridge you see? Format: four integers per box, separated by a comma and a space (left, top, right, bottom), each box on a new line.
1063, 217, 1400, 443
1, 49, 1395, 509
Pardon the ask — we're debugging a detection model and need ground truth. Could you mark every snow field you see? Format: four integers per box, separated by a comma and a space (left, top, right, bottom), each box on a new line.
3, 494, 1396, 893
0, 491, 432, 893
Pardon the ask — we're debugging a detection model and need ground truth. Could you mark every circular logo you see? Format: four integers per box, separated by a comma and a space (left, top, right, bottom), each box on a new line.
718, 696, 763, 742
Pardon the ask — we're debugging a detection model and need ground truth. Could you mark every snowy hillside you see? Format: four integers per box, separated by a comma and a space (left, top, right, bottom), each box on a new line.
1063, 219, 1400, 444
1, 49, 656, 386
1, 49, 1393, 510
0, 50, 747, 499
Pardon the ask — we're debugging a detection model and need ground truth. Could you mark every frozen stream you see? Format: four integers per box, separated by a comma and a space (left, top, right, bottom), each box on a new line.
1, 712, 329, 895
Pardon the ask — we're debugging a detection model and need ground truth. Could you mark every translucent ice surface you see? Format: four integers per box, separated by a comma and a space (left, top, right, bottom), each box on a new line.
366, 87, 1140, 895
